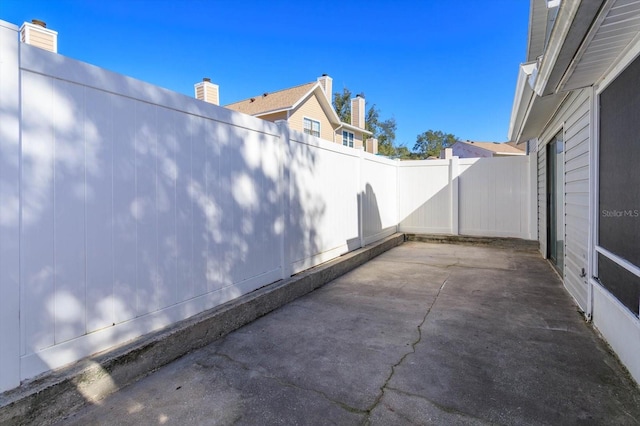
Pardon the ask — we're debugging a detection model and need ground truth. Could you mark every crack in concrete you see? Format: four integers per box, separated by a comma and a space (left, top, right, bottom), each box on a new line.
383, 385, 490, 423
378, 402, 424, 425
361, 274, 450, 425
210, 350, 368, 417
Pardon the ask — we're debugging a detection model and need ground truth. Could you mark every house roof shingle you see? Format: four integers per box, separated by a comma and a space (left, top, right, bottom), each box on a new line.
461, 141, 526, 155
225, 82, 317, 116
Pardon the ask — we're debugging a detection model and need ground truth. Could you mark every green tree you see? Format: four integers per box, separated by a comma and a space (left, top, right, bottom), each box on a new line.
364, 102, 379, 135
333, 88, 398, 157
394, 144, 413, 160
333, 87, 352, 123
413, 130, 458, 158
376, 117, 397, 156
362, 102, 398, 156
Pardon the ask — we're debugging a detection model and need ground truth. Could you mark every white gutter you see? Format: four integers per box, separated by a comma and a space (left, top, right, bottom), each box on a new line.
508, 62, 537, 142
254, 107, 292, 116
336, 122, 372, 135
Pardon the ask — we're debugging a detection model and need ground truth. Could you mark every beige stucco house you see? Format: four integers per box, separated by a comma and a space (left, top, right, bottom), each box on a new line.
195, 75, 376, 153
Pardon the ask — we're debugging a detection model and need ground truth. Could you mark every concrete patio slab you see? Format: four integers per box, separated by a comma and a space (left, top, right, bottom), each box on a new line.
58, 241, 640, 425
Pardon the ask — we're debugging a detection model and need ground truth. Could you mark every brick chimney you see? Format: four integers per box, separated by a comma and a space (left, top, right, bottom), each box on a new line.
317, 74, 333, 102
351, 94, 365, 129
20, 19, 58, 53
194, 78, 219, 105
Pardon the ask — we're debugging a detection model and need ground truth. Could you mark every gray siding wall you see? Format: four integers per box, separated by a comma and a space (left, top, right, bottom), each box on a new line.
537, 89, 591, 311
563, 92, 591, 311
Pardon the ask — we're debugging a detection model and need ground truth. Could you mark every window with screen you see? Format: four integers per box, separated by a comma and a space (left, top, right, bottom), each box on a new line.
598, 53, 640, 316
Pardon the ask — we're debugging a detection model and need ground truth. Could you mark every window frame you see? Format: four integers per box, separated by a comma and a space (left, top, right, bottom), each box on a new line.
303, 117, 320, 138
593, 54, 640, 317
342, 130, 354, 148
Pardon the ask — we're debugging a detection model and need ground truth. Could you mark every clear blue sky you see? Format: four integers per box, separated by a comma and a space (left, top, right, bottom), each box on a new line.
1, 0, 529, 147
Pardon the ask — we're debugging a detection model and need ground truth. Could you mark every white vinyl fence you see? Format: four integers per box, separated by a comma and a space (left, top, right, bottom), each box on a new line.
0, 20, 534, 393
397, 156, 535, 238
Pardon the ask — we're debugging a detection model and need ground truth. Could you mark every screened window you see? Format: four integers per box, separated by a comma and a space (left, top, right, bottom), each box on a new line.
303, 118, 320, 137
598, 52, 640, 316
342, 131, 354, 148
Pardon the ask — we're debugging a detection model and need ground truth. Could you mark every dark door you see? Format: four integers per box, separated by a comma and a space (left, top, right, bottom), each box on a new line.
547, 133, 564, 273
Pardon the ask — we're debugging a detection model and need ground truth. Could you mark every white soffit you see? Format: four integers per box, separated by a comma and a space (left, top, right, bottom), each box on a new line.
515, 92, 566, 143
528, 0, 552, 62
559, 0, 640, 92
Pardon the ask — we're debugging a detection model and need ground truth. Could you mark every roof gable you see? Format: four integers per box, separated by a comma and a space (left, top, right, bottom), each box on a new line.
225, 78, 371, 136
225, 82, 317, 116
290, 84, 342, 126
458, 141, 525, 155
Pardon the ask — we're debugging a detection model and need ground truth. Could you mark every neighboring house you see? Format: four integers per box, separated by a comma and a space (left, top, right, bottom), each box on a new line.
451, 140, 526, 158
195, 75, 376, 153
509, 0, 640, 384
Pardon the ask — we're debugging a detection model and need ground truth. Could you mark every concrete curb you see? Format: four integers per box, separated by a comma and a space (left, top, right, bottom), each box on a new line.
0, 233, 405, 426
406, 233, 539, 251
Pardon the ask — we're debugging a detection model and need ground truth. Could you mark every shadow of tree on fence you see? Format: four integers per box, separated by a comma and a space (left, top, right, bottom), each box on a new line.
9, 42, 323, 414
